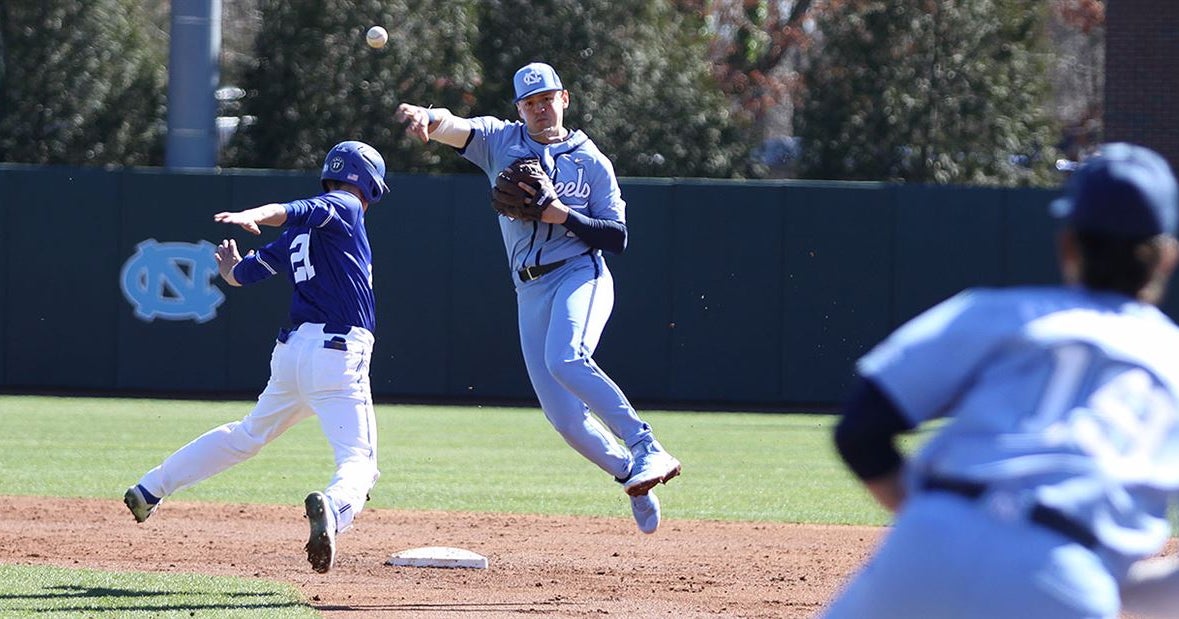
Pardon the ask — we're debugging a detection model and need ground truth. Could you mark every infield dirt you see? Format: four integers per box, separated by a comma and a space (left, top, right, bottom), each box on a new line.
2, 496, 1171, 618
3, 496, 876, 618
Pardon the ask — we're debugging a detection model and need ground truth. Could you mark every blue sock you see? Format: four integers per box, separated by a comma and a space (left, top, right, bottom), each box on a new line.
137, 484, 161, 505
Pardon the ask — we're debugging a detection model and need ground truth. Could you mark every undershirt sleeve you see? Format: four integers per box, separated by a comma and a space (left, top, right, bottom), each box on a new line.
562, 209, 627, 254
833, 377, 915, 481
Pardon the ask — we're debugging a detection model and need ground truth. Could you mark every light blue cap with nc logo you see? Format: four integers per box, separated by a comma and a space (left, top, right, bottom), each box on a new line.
513, 62, 564, 102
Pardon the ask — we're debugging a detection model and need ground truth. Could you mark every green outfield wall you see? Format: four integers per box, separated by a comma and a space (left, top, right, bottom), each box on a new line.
0, 165, 1120, 409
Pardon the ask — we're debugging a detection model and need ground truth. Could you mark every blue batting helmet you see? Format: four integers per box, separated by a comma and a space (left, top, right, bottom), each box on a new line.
320, 141, 389, 203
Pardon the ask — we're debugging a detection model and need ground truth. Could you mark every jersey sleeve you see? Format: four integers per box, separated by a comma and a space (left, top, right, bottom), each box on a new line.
857, 290, 1005, 425
459, 116, 510, 178
583, 154, 625, 223
283, 196, 340, 230
231, 232, 292, 286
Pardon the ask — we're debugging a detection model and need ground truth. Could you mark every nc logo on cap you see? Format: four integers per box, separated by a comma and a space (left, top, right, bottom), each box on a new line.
514, 62, 563, 102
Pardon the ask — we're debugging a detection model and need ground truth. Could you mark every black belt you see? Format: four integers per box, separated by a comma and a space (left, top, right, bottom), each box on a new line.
518, 250, 597, 282
922, 477, 1098, 548
517, 258, 571, 282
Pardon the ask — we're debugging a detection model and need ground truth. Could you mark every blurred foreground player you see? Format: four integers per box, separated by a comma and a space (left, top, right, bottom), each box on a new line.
825, 143, 1179, 619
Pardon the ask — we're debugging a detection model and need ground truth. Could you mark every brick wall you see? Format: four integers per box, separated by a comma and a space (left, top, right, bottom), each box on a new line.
1105, 0, 1179, 167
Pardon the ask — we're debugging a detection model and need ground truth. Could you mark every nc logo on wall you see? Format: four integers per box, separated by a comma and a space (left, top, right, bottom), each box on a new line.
120, 239, 225, 323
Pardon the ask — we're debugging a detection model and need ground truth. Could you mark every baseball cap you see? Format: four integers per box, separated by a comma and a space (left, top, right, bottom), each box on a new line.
1051, 142, 1179, 238
513, 62, 564, 102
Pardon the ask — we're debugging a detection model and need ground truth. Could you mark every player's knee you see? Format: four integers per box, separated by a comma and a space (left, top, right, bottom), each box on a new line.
544, 410, 593, 439
545, 355, 588, 386
224, 421, 268, 456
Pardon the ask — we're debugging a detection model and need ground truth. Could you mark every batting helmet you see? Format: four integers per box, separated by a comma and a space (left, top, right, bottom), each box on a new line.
320, 141, 389, 204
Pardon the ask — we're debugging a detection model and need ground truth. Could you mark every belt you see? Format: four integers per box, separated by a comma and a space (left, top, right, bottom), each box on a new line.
277, 323, 354, 350
517, 250, 596, 282
517, 258, 571, 282
922, 477, 1098, 548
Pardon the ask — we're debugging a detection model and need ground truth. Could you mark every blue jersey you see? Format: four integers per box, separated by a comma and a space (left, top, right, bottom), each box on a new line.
459, 117, 625, 274
231, 190, 375, 332
859, 285, 1179, 567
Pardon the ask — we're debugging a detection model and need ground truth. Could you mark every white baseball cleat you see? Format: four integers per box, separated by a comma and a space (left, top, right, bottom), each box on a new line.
123, 485, 159, 523
623, 438, 682, 497
630, 491, 661, 534
304, 492, 337, 574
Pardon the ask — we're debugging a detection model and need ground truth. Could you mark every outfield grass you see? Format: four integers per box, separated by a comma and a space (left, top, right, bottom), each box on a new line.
0, 394, 894, 525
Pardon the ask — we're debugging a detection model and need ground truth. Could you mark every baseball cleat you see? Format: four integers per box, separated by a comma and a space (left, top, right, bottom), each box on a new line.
304, 492, 337, 574
623, 438, 681, 497
123, 485, 159, 523
630, 491, 661, 534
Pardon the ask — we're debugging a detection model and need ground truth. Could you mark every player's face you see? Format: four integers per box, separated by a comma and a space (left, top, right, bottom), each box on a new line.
516, 90, 569, 140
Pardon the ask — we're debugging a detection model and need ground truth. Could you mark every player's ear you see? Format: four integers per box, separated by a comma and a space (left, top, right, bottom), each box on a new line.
1156, 235, 1179, 277
1057, 228, 1081, 285
1139, 235, 1178, 305
560, 90, 570, 108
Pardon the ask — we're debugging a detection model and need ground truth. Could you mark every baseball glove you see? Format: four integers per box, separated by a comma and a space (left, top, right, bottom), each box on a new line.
491, 157, 558, 221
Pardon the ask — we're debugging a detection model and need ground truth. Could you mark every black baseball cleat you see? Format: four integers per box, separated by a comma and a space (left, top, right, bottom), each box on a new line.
304, 492, 337, 574
123, 485, 160, 523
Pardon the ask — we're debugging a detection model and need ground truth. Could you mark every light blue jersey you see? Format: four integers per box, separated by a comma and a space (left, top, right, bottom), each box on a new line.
824, 285, 1179, 619
861, 285, 1179, 570
460, 116, 624, 275
826, 142, 1179, 619
449, 114, 655, 482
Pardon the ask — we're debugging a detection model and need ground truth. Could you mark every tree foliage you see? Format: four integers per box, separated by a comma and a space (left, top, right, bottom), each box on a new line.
672, 0, 815, 124
0, 1, 166, 165
795, 0, 1060, 185
0, 0, 1097, 185
474, 0, 752, 178
222, 0, 482, 172
226, 0, 752, 177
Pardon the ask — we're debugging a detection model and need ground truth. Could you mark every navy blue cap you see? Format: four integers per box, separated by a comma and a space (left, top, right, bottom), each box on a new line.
1051, 142, 1178, 238
513, 62, 564, 102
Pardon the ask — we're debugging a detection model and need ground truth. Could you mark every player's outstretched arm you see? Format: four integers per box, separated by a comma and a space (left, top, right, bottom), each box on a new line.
213, 203, 288, 236
396, 103, 472, 148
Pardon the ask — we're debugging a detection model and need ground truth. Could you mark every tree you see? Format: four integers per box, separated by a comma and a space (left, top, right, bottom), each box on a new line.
671, 1, 817, 143
474, 0, 753, 178
795, 0, 1060, 185
0, 1, 166, 165
1049, 0, 1103, 163
223, 0, 483, 172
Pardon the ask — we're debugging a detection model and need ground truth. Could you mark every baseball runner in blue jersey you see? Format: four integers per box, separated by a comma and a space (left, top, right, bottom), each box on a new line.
123, 141, 389, 574
824, 143, 1179, 619
395, 62, 681, 534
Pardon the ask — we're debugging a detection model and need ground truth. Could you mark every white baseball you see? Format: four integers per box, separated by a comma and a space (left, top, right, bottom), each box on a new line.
366, 26, 388, 49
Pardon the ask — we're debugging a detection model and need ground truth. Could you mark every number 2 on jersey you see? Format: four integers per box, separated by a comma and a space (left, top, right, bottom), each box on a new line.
291, 233, 315, 282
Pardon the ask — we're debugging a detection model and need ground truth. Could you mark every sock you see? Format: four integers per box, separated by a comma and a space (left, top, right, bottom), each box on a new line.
137, 484, 161, 505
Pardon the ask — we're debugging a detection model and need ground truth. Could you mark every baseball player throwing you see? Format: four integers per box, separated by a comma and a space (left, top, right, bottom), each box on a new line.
395, 62, 681, 534
824, 143, 1179, 618
124, 141, 389, 574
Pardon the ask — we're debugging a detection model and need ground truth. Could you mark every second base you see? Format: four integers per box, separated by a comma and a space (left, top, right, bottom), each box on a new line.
385, 546, 489, 569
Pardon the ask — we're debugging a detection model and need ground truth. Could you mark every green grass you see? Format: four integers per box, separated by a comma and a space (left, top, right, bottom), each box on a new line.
0, 394, 893, 525
0, 393, 898, 616
0, 564, 316, 618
